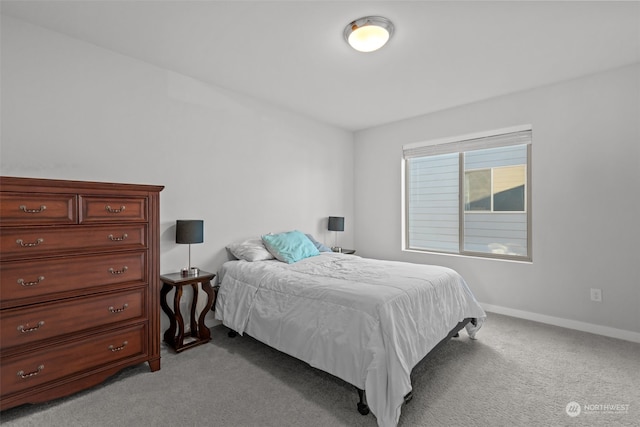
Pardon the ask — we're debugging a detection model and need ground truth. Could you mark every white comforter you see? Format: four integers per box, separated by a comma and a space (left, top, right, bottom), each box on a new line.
214, 253, 486, 427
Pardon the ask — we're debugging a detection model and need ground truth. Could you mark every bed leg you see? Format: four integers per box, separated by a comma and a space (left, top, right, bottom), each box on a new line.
454, 317, 477, 338
228, 329, 237, 338
356, 388, 370, 415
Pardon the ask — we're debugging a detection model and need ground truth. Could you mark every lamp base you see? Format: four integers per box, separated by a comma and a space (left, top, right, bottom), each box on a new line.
180, 267, 200, 277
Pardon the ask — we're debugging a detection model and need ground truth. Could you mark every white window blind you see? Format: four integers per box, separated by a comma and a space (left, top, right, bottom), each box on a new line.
403, 129, 532, 159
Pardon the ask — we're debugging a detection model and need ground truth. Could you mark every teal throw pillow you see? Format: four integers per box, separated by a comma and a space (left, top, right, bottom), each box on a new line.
262, 230, 320, 264
305, 234, 333, 253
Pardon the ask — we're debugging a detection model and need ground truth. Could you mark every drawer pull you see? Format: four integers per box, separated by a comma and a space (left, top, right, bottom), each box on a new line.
108, 341, 128, 352
108, 266, 129, 275
17, 365, 44, 379
17, 321, 45, 333
17, 276, 45, 287
107, 233, 128, 242
19, 204, 47, 213
108, 303, 129, 313
16, 238, 44, 247
105, 205, 126, 213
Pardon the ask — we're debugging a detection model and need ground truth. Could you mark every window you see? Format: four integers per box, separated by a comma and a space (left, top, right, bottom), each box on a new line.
403, 126, 531, 261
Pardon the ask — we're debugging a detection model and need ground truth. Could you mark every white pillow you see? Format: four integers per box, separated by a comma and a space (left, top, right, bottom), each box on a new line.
226, 238, 275, 262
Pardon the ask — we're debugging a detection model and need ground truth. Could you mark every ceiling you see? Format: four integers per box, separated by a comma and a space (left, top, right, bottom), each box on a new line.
2, 1, 639, 131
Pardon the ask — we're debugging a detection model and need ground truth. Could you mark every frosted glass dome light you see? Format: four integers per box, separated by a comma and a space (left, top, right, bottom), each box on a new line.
344, 16, 394, 53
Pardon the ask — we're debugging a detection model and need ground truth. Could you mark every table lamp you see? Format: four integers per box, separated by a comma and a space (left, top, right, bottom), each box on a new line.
328, 216, 345, 252
176, 219, 203, 276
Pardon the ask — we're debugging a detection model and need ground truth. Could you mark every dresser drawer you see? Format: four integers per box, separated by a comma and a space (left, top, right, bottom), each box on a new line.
1, 252, 146, 305
0, 224, 147, 260
80, 196, 147, 223
0, 193, 77, 226
1, 324, 146, 396
1, 288, 145, 349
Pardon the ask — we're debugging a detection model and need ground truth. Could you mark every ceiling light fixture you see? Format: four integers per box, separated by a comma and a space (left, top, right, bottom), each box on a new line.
344, 16, 394, 53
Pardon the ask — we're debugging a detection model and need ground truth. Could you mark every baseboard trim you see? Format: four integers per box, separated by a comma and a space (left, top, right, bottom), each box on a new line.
480, 302, 640, 343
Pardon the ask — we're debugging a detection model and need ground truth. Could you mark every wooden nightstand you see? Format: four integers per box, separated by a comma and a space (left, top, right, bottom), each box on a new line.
160, 271, 215, 352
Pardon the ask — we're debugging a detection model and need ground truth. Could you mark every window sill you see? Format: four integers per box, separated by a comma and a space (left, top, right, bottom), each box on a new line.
402, 248, 533, 264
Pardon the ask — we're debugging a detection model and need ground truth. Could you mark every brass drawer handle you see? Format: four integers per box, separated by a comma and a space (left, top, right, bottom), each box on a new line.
108, 266, 128, 275
108, 303, 129, 313
105, 205, 126, 213
16, 238, 44, 247
17, 365, 44, 379
17, 321, 45, 333
17, 276, 45, 287
107, 233, 128, 242
108, 341, 128, 352
19, 205, 47, 213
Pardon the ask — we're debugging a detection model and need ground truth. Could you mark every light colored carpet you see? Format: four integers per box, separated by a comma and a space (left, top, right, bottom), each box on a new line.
1, 312, 638, 426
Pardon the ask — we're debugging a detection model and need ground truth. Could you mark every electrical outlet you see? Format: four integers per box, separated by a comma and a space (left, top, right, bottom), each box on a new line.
590, 288, 602, 302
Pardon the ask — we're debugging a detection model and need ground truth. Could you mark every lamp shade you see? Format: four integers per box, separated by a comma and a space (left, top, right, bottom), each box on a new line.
328, 216, 345, 232
176, 220, 204, 244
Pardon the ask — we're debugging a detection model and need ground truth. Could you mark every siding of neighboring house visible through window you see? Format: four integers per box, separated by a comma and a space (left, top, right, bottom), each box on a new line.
463, 145, 527, 256
407, 153, 459, 252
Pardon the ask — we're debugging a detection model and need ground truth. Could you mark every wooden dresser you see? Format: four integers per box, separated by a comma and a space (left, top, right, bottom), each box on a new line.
0, 177, 164, 410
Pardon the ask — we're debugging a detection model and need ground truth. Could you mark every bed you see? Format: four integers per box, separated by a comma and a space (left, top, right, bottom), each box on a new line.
214, 234, 486, 427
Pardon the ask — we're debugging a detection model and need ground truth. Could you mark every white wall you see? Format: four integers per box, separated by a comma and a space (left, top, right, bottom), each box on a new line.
3, 14, 638, 342
1, 16, 355, 329
354, 64, 640, 339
